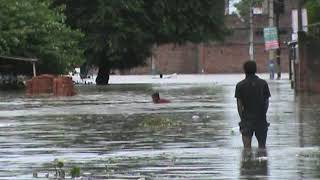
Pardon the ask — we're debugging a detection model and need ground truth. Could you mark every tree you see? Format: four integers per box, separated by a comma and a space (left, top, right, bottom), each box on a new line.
234, 0, 263, 20
55, 0, 228, 85
0, 0, 84, 74
306, 0, 320, 24
305, 0, 320, 38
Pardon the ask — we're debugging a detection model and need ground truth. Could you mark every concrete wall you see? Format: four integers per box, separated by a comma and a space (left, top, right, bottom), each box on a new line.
296, 32, 320, 93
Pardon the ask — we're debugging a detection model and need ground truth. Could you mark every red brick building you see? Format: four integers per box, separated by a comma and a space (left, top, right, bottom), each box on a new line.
127, 0, 297, 75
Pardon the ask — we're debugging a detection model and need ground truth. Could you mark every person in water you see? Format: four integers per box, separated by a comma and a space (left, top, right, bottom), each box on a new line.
235, 61, 271, 149
152, 92, 171, 104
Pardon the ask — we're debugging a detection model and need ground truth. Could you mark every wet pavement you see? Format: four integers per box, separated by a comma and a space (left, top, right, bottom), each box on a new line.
0, 74, 320, 179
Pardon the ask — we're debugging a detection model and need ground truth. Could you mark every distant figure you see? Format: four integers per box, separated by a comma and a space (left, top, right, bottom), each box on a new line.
152, 92, 170, 104
159, 74, 163, 78
268, 59, 275, 80
235, 61, 271, 149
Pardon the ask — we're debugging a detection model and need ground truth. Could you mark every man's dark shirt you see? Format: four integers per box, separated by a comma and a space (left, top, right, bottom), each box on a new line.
235, 74, 271, 129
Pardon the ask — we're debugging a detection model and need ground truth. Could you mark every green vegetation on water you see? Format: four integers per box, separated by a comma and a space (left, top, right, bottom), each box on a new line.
139, 116, 181, 130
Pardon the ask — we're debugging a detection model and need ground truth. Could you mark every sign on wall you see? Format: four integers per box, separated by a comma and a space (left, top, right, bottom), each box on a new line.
263, 27, 279, 50
291, 9, 308, 41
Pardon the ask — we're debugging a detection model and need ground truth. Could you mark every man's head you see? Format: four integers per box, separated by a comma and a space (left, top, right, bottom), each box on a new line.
152, 92, 160, 103
243, 61, 257, 75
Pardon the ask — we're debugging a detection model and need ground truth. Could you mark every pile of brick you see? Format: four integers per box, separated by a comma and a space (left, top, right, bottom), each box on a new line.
26, 75, 76, 96
53, 76, 76, 96
26, 74, 54, 95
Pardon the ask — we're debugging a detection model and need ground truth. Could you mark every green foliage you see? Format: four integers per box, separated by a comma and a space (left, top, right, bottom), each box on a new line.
0, 0, 84, 74
53, 159, 65, 178
56, 0, 227, 71
57, 161, 64, 168
70, 166, 81, 178
306, 0, 320, 24
53, 158, 62, 167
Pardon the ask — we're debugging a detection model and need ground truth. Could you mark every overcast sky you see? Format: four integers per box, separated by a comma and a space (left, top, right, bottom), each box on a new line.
229, 0, 240, 13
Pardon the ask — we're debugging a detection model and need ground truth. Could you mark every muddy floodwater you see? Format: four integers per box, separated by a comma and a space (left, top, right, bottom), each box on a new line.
0, 74, 320, 179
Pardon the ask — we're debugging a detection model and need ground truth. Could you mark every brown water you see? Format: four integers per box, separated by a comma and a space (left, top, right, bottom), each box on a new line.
0, 75, 319, 179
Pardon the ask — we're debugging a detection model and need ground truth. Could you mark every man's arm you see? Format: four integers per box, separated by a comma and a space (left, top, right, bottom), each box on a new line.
264, 98, 269, 114
263, 82, 271, 114
237, 98, 244, 120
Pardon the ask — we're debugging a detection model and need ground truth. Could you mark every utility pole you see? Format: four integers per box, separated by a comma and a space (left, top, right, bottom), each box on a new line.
249, 0, 255, 61
275, 0, 283, 79
151, 44, 157, 75
297, 1, 303, 32
268, 0, 275, 69
296, 0, 303, 92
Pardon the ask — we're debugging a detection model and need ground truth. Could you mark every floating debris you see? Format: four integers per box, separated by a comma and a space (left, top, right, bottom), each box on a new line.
192, 115, 200, 120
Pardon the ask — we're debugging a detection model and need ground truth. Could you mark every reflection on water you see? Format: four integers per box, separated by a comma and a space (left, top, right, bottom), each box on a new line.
240, 149, 268, 180
0, 74, 320, 179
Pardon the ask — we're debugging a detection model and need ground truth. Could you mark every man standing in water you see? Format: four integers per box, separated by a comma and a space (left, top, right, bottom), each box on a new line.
235, 61, 271, 149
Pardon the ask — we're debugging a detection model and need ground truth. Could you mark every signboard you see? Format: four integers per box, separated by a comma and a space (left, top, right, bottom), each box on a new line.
292, 9, 308, 33
263, 27, 279, 50
292, 10, 298, 33
291, 9, 308, 41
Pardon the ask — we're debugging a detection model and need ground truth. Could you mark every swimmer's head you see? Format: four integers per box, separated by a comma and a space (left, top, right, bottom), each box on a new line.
151, 92, 160, 103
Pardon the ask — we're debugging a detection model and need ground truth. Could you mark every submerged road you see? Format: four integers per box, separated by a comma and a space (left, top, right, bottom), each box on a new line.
0, 74, 319, 179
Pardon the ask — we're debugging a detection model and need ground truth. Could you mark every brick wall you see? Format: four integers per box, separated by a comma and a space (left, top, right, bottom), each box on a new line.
197, 43, 289, 74
128, 42, 290, 74
127, 43, 199, 74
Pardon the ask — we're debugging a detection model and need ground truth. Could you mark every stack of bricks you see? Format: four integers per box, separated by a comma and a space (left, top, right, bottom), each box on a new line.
26, 74, 55, 95
26, 75, 76, 96
53, 76, 76, 96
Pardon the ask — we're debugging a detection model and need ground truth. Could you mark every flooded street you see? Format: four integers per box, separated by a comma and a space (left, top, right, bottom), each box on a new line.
0, 74, 320, 179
